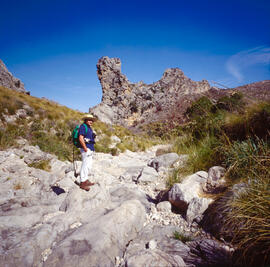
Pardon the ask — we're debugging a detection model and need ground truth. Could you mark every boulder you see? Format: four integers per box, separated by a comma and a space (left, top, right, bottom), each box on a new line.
110, 185, 151, 211
186, 197, 213, 224
123, 225, 189, 267
45, 200, 146, 267
168, 171, 208, 212
203, 166, 227, 194
148, 153, 180, 172
119, 167, 142, 183
59, 185, 111, 212
137, 166, 159, 184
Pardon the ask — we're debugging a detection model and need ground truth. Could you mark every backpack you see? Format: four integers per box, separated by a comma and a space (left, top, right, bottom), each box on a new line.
72, 123, 88, 148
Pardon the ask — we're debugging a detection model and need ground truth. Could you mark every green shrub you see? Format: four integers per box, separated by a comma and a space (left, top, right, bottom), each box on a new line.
223, 102, 270, 141
223, 138, 270, 183
225, 170, 270, 266
172, 134, 222, 174
217, 92, 244, 112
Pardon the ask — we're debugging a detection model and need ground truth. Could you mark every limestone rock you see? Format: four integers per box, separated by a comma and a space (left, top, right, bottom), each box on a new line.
203, 166, 227, 194
45, 200, 146, 267
123, 225, 189, 267
168, 171, 208, 212
156, 201, 172, 212
90, 56, 210, 126
59, 185, 111, 212
137, 166, 159, 184
110, 184, 151, 211
0, 143, 232, 267
0, 59, 27, 93
186, 197, 213, 224
148, 152, 180, 172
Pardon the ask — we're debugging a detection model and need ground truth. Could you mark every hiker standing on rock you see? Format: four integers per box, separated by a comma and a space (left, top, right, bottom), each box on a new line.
78, 114, 97, 191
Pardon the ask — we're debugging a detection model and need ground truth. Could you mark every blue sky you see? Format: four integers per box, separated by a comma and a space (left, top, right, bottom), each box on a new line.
1, 0, 269, 112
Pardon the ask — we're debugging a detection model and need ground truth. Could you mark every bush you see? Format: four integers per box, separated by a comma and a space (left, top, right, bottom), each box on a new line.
223, 138, 270, 183
217, 92, 244, 112
228, 174, 270, 267
223, 102, 270, 141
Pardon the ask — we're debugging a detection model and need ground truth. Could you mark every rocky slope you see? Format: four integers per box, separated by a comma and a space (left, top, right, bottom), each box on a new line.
0, 140, 233, 267
232, 80, 270, 102
90, 57, 211, 126
0, 60, 28, 94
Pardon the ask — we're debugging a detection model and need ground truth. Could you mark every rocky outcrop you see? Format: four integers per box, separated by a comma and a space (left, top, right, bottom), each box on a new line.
90, 56, 210, 125
0, 141, 233, 266
0, 60, 27, 93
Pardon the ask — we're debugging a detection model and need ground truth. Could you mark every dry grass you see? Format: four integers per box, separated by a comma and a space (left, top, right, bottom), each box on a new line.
28, 160, 51, 172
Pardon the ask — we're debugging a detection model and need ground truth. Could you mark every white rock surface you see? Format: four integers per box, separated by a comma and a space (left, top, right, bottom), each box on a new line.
0, 142, 232, 266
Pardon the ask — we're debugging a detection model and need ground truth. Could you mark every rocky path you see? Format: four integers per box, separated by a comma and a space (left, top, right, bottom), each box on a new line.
0, 141, 233, 267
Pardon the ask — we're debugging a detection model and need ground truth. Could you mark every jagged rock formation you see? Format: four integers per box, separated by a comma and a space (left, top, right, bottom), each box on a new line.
0, 59, 27, 93
90, 56, 210, 125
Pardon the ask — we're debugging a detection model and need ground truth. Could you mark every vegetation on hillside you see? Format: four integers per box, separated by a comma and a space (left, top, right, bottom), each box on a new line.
0, 86, 161, 160
161, 93, 270, 267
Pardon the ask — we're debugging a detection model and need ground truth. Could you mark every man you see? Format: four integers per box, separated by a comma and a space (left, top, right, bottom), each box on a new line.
78, 114, 97, 191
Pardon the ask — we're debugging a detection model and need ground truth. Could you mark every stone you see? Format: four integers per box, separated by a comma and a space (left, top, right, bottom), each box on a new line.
123, 225, 189, 267
186, 197, 213, 224
0, 59, 27, 93
15, 109, 27, 118
155, 144, 173, 156
137, 166, 159, 184
147, 239, 157, 250
22, 145, 54, 165
203, 166, 227, 194
156, 201, 172, 212
125, 249, 187, 267
110, 184, 151, 211
168, 171, 208, 212
45, 200, 146, 267
148, 152, 180, 172
119, 167, 142, 182
59, 185, 111, 212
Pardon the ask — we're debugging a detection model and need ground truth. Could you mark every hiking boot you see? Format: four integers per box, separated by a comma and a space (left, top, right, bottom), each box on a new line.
80, 181, 91, 191
83, 180, 95, 186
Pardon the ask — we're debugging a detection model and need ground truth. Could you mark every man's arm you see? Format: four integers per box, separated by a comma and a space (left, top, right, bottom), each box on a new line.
79, 135, 88, 152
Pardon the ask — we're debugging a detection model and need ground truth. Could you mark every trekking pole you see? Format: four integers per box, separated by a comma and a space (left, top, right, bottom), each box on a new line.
73, 145, 78, 177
